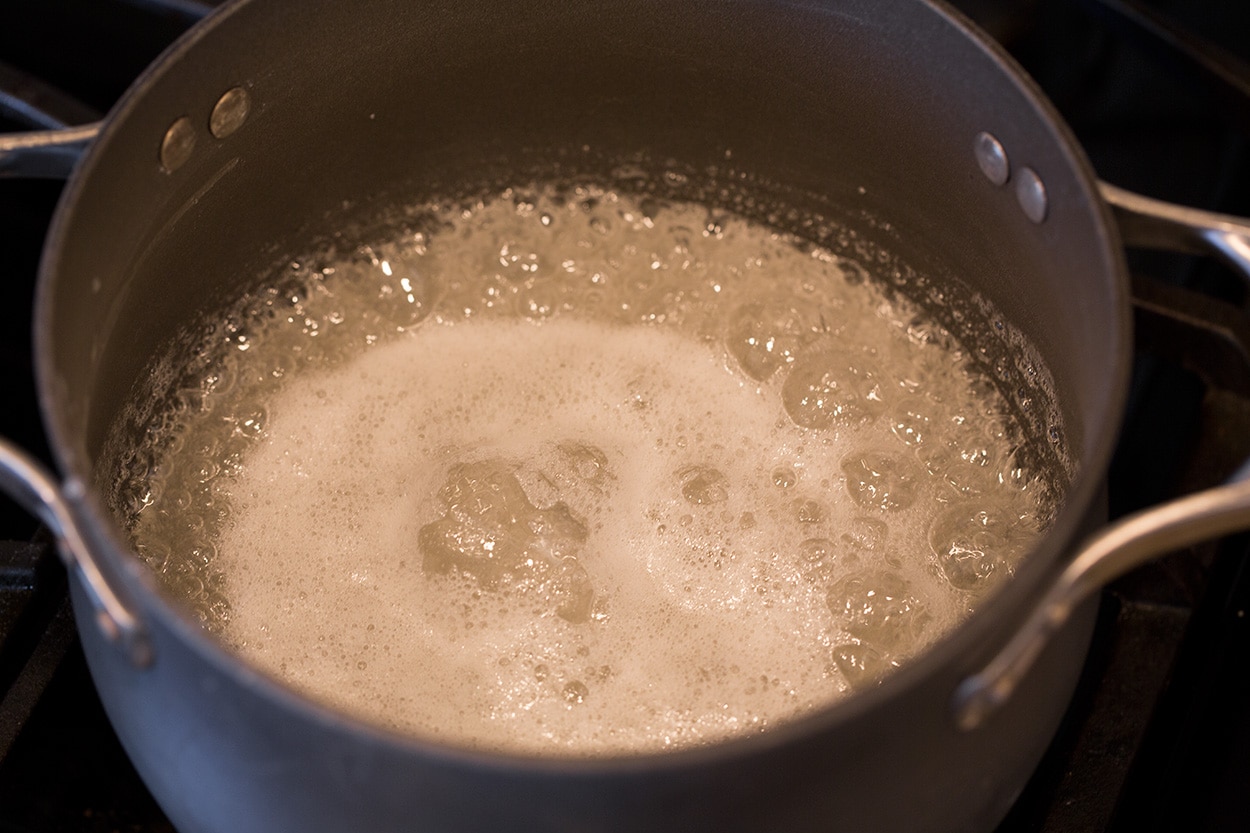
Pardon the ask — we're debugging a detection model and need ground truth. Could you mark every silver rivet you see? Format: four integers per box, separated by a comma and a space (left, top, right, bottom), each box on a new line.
159, 116, 196, 173
210, 86, 251, 139
974, 131, 1009, 186
1016, 167, 1048, 223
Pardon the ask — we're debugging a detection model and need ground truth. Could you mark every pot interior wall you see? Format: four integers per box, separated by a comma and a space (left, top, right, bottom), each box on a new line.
41, 0, 1125, 517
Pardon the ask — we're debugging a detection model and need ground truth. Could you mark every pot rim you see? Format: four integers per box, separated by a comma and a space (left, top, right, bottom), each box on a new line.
34, 0, 1132, 775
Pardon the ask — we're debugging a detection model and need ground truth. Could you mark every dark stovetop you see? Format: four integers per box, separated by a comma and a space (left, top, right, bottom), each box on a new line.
2, 1, 1250, 832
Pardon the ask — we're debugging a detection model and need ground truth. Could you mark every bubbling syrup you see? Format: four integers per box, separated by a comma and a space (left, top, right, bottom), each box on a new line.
111, 182, 1066, 755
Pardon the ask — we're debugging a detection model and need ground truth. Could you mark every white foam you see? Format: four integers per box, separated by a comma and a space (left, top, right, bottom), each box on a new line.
213, 318, 968, 753
124, 185, 1055, 755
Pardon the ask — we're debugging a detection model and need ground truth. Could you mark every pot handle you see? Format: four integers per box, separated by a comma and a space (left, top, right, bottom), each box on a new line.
953, 462, 1250, 730
1100, 182, 1250, 281
0, 123, 99, 179
0, 438, 153, 668
1, 64, 102, 179
954, 183, 1250, 731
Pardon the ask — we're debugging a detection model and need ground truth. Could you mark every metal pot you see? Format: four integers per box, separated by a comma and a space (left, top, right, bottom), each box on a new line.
2, 1, 1250, 831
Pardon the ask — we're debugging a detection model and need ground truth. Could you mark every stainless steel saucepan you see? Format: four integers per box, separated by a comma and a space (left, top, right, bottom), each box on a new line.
2, 1, 1250, 830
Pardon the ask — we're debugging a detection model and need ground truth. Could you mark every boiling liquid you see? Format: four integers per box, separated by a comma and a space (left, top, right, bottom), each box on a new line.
116, 183, 1063, 755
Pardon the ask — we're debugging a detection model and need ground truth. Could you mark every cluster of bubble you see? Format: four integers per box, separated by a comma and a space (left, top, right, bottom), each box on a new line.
114, 179, 1066, 755
419, 458, 597, 624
